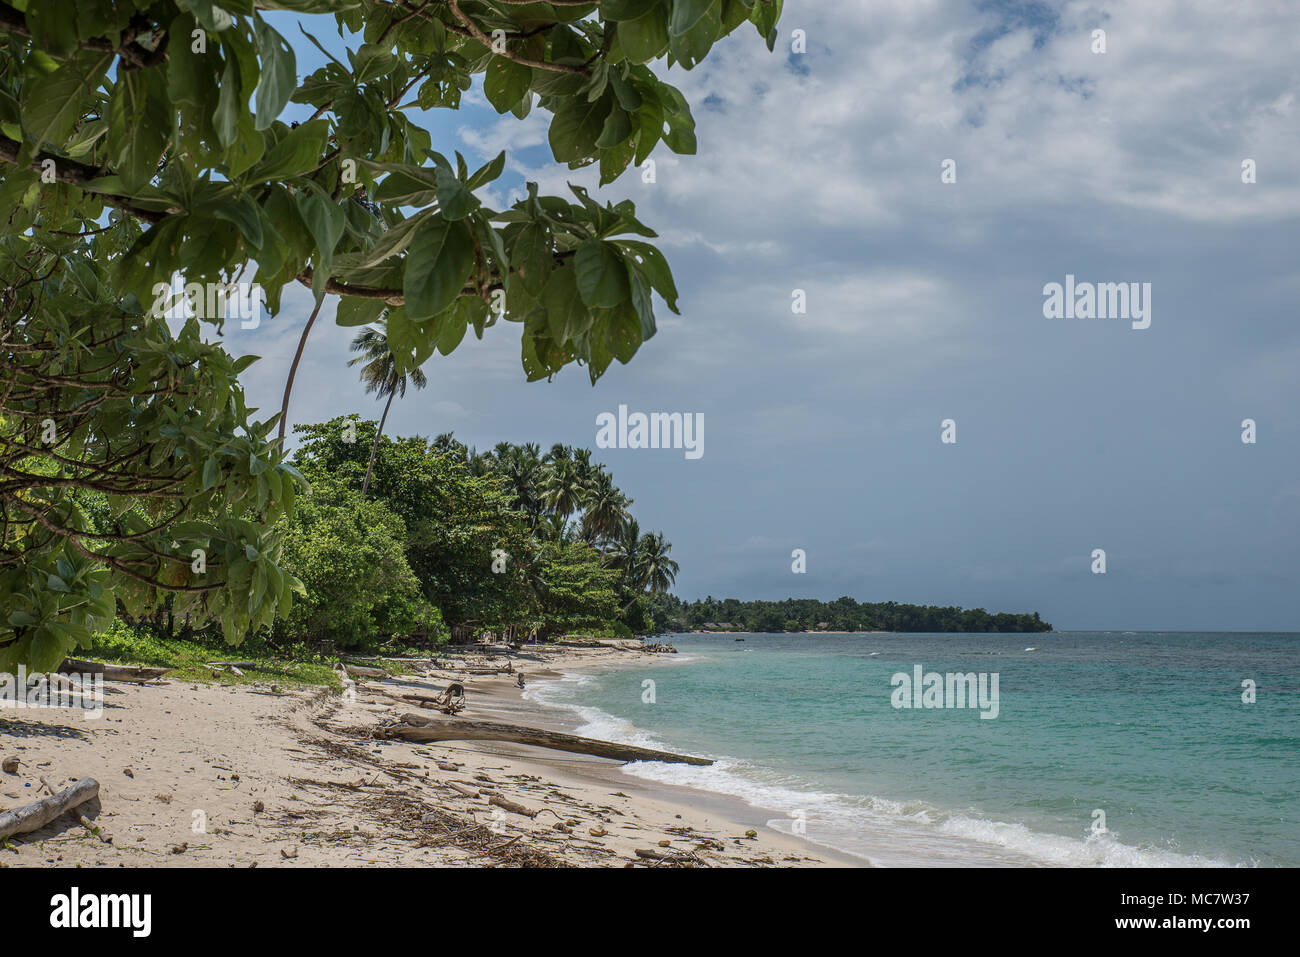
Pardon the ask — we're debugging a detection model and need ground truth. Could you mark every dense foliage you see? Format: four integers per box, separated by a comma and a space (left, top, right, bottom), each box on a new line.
0, 0, 784, 667
282, 417, 674, 646
648, 595, 1054, 634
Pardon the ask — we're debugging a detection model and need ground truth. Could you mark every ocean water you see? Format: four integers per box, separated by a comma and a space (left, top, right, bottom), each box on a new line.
525, 632, 1300, 867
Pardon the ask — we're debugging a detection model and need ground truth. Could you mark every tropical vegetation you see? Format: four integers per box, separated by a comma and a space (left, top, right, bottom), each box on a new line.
0, 0, 784, 670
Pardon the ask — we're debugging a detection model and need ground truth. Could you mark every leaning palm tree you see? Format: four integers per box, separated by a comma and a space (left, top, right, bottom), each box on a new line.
349, 322, 428, 494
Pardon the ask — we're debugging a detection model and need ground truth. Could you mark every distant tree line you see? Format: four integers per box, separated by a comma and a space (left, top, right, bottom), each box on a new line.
645, 595, 1052, 634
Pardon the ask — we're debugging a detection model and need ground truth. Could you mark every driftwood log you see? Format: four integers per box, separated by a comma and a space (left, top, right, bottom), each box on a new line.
488, 794, 538, 818
59, 659, 170, 682
382, 714, 713, 766
343, 664, 387, 679
0, 777, 100, 841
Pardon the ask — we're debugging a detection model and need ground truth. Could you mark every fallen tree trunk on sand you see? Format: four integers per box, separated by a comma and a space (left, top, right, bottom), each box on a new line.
0, 778, 100, 841
343, 664, 388, 679
59, 659, 170, 682
381, 714, 713, 766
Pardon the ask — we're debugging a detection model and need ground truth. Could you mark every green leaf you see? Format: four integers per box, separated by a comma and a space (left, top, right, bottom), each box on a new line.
244, 119, 328, 183
627, 263, 657, 340
596, 106, 633, 149
435, 166, 479, 220
385, 307, 436, 372
466, 151, 506, 191
542, 261, 590, 344
214, 52, 242, 148
202, 455, 221, 490
670, 0, 724, 69
21, 51, 113, 152
614, 239, 679, 313
484, 56, 533, 114
512, 223, 552, 295
549, 93, 611, 165
253, 13, 297, 130
403, 215, 475, 320
619, 3, 670, 64
296, 183, 346, 269
436, 305, 469, 355
204, 195, 265, 250
374, 165, 439, 206
106, 69, 170, 192
335, 297, 387, 327
574, 240, 631, 308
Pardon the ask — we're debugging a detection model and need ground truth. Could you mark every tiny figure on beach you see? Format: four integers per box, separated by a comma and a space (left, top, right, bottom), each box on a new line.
516, 673, 526, 689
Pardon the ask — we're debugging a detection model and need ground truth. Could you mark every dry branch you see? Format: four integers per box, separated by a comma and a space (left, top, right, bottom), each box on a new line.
0, 777, 100, 841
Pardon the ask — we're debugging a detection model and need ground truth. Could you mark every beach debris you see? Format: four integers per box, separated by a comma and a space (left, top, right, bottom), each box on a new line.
634, 847, 699, 866
446, 781, 478, 799
0, 777, 100, 841
744, 829, 758, 839
391, 682, 465, 714
589, 826, 608, 837
253, 801, 265, 813
280, 845, 298, 859
170, 843, 187, 855
1, 756, 18, 775
488, 794, 539, 818
658, 840, 672, 847
380, 714, 714, 766
123, 769, 134, 779
516, 673, 526, 689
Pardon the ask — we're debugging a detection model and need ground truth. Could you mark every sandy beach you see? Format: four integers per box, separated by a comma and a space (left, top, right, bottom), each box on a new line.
0, 644, 858, 868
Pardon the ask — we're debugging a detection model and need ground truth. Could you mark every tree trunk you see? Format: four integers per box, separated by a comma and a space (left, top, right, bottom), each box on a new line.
277, 298, 326, 447
0, 778, 100, 841
381, 714, 713, 766
362, 389, 395, 495
59, 658, 171, 682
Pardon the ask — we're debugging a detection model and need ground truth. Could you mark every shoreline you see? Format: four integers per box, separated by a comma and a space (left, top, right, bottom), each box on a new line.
0, 643, 862, 868
506, 646, 870, 867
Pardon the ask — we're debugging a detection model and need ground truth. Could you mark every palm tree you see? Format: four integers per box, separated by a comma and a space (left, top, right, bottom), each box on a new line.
540, 455, 588, 522
349, 322, 428, 494
496, 443, 546, 522
580, 470, 631, 544
638, 532, 679, 597
609, 517, 644, 588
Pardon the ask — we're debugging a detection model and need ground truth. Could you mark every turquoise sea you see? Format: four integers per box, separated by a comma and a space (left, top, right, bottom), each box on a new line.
526, 632, 1299, 866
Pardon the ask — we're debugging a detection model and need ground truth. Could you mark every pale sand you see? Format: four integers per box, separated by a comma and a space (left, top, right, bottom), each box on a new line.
0, 645, 863, 867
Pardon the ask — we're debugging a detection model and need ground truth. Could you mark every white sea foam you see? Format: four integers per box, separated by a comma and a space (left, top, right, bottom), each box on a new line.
524, 673, 1242, 868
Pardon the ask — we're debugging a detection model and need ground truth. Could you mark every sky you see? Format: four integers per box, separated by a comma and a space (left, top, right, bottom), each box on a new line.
221, 1, 1300, 631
